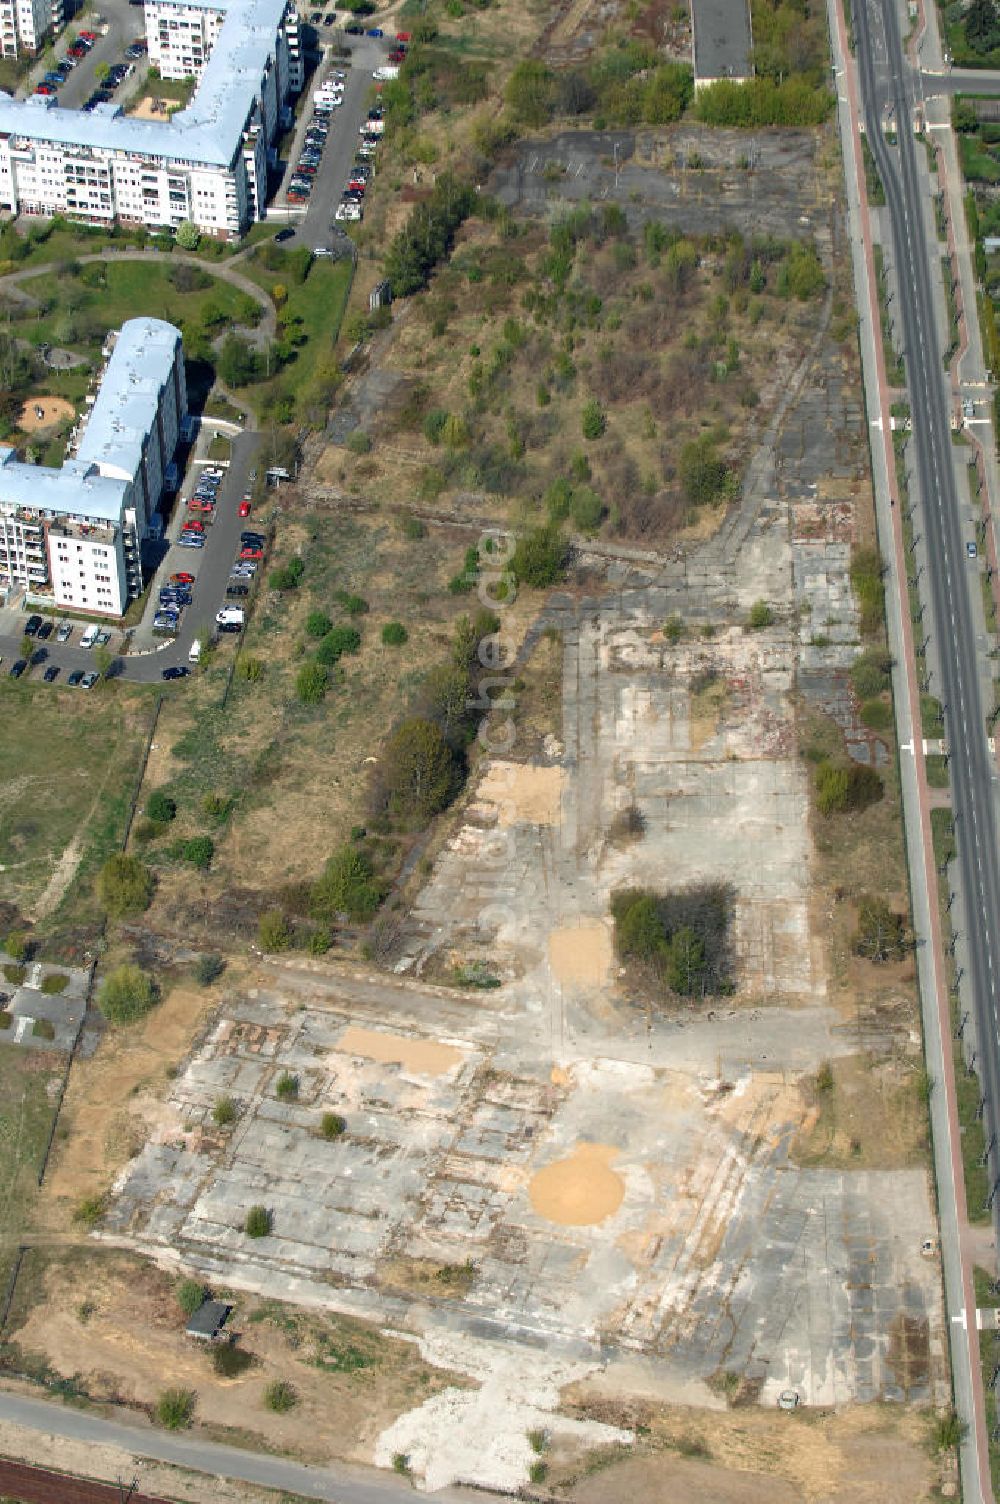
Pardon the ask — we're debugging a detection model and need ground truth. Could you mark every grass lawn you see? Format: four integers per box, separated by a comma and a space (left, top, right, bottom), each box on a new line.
0, 1045, 63, 1300
239, 255, 352, 417
0, 682, 153, 952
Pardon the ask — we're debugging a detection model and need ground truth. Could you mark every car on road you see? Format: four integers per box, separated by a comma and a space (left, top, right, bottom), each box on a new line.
162, 665, 190, 681
56, 622, 72, 642
80, 672, 99, 689
36, 619, 53, 639
24, 614, 42, 637
67, 670, 84, 686
43, 665, 60, 682
323, 10, 335, 20
275, 227, 295, 242
170, 572, 195, 584
239, 546, 264, 560
178, 533, 205, 548
366, 26, 383, 35
188, 498, 215, 513
241, 530, 265, 544
182, 518, 205, 532
967, 541, 978, 559
9, 659, 26, 678
239, 499, 252, 517
35, 84, 55, 95
153, 613, 179, 632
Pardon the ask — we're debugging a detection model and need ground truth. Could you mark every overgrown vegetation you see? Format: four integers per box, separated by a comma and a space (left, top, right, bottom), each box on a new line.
611, 884, 734, 997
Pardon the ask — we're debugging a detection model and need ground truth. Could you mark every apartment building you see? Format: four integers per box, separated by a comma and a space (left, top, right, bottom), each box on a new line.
0, 0, 301, 238
0, 317, 186, 617
0, 0, 56, 60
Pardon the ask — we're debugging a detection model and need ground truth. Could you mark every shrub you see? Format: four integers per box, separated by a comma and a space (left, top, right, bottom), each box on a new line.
305, 610, 333, 638
850, 548, 886, 635
275, 1071, 299, 1101
0, 1011, 12, 1029
296, 662, 329, 704
815, 760, 884, 816
4, 931, 28, 962
854, 896, 908, 962
321, 1111, 346, 1139
245, 1204, 272, 1237
73, 1194, 107, 1228
933, 1410, 968, 1452
195, 953, 225, 987
40, 973, 69, 995
98, 965, 156, 1025
258, 910, 292, 952
240, 656, 265, 682
146, 790, 177, 824
264, 1379, 297, 1413
312, 845, 383, 920
202, 793, 232, 825
176, 1278, 208, 1316
3, 964, 25, 984
850, 648, 892, 700
663, 615, 684, 643
156, 1388, 196, 1431
32, 1018, 55, 1041
748, 600, 773, 629
379, 717, 456, 825
341, 593, 369, 616
860, 698, 892, 731
511, 525, 570, 588
97, 853, 153, 917
382, 621, 408, 646
213, 1095, 238, 1126
346, 429, 372, 455
581, 398, 606, 440
183, 836, 214, 870
316, 626, 361, 665
175, 220, 201, 251
570, 486, 604, 535
212, 1342, 254, 1378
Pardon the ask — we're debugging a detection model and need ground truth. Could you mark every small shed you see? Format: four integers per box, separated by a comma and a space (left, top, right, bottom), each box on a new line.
369, 279, 392, 312
185, 1299, 231, 1342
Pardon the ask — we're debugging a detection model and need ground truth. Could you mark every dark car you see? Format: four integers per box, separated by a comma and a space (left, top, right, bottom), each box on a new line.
275, 227, 295, 242
162, 665, 190, 681
43, 665, 60, 683
218, 621, 242, 634
80, 672, 99, 689
36, 619, 53, 639
227, 582, 250, 598
345, 22, 363, 33
240, 531, 265, 545
366, 26, 383, 35
324, 11, 335, 21
9, 659, 26, 678
30, 647, 47, 666
67, 669, 84, 686
24, 614, 42, 637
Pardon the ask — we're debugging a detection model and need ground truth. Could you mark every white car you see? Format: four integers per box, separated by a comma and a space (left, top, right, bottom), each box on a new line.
216, 606, 245, 627
335, 202, 362, 222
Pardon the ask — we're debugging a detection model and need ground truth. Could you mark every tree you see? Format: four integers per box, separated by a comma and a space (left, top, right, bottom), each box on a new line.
854, 896, 909, 962
176, 1278, 208, 1316
245, 1204, 272, 1237
382, 622, 408, 646
98, 964, 156, 1025
380, 717, 455, 825
315, 626, 361, 665
505, 59, 554, 126
966, 0, 1000, 52
156, 1389, 196, 1430
581, 399, 606, 441
4, 931, 28, 962
666, 925, 706, 994
305, 610, 332, 638
312, 845, 382, 921
271, 282, 287, 310
195, 953, 225, 986
218, 334, 262, 387
815, 760, 884, 816
786, 241, 825, 300
615, 894, 666, 963
296, 661, 329, 703
146, 790, 176, 824
511, 525, 570, 588
258, 910, 292, 951
97, 853, 153, 917
183, 836, 214, 869
175, 220, 201, 251
93, 60, 110, 82
679, 435, 729, 507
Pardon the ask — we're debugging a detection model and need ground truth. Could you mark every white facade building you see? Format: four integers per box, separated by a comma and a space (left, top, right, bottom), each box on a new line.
0, 0, 301, 237
0, 317, 186, 617
0, 0, 55, 60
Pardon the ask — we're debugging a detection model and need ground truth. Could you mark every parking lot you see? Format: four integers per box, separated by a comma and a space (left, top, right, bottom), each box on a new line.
22, 0, 146, 110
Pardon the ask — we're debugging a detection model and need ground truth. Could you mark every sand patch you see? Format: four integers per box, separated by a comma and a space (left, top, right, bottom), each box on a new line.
129, 94, 184, 119
19, 396, 75, 433
549, 919, 613, 988
477, 760, 564, 826
337, 1024, 464, 1077
529, 1143, 624, 1226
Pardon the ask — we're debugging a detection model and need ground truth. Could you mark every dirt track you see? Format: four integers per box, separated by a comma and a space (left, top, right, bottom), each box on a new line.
0, 1457, 172, 1504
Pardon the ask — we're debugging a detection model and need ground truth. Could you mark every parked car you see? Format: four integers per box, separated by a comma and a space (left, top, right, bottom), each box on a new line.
178, 533, 206, 548
36, 619, 53, 639
188, 498, 214, 512
153, 613, 179, 632
395, 30, 411, 40
323, 10, 335, 21
366, 26, 383, 36
162, 665, 190, 681
24, 614, 42, 637
80, 672, 99, 689
182, 519, 205, 532
56, 621, 72, 642
34, 84, 55, 95
239, 547, 263, 560
275, 227, 295, 243
9, 659, 26, 678
43, 665, 60, 683
170, 572, 195, 584
44, 71, 64, 84
30, 647, 47, 666
227, 582, 250, 598
239, 499, 252, 517
216, 606, 245, 626
67, 670, 84, 686
240, 533, 265, 546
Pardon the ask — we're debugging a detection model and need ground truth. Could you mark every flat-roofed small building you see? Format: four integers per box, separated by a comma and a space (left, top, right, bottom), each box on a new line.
691, 0, 753, 88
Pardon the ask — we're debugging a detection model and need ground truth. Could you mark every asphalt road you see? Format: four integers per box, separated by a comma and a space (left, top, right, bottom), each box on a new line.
855, 0, 1000, 1492
23, 0, 144, 108
0, 1390, 482, 1504
920, 66, 1000, 95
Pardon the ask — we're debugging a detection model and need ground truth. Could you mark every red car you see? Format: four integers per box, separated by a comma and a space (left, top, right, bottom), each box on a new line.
239, 500, 251, 517
79, 29, 97, 39
170, 572, 195, 584
182, 519, 205, 533
35, 84, 54, 94
188, 497, 214, 513
239, 546, 263, 560
395, 30, 410, 40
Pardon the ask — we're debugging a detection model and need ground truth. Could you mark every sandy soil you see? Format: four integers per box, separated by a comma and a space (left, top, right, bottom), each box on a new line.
337, 1025, 465, 1077
529, 1143, 624, 1226
130, 95, 183, 118
477, 761, 564, 826
18, 397, 75, 433
549, 920, 613, 988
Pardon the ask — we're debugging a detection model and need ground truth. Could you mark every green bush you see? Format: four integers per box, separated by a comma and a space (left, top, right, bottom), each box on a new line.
305, 610, 333, 638
296, 662, 329, 704
258, 910, 292, 952
98, 965, 157, 1025
382, 621, 408, 646
40, 972, 70, 995
860, 698, 892, 731
275, 1071, 299, 1101
312, 845, 383, 920
264, 1379, 297, 1413
4, 931, 28, 962
581, 398, 606, 440
245, 1204, 272, 1237
694, 76, 831, 128
212, 1342, 254, 1377
146, 790, 177, 824
32, 1018, 55, 1041
97, 853, 153, 917
748, 600, 773, 629
346, 429, 372, 455
73, 1194, 107, 1228
379, 717, 456, 826
195, 953, 225, 987
316, 626, 361, 665
815, 760, 884, 816
511, 525, 570, 588
156, 1388, 196, 1430
850, 548, 886, 636
183, 836, 214, 870
850, 649, 892, 700
321, 1111, 346, 1139
213, 1095, 238, 1126
176, 1278, 208, 1317
3, 964, 25, 985
202, 793, 232, 825
663, 615, 684, 643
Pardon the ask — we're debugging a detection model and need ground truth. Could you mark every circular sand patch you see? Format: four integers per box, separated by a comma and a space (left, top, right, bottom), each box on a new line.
19, 396, 75, 433
528, 1142, 624, 1226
